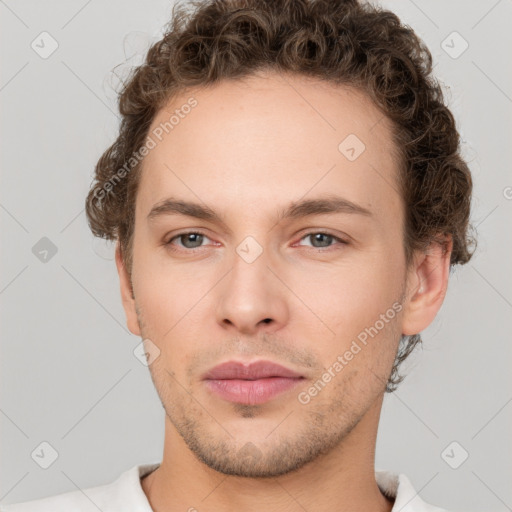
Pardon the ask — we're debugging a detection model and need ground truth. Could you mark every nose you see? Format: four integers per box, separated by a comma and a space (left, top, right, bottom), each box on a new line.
215, 247, 289, 336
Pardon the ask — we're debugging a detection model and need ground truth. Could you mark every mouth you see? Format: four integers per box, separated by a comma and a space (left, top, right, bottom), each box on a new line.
202, 360, 306, 405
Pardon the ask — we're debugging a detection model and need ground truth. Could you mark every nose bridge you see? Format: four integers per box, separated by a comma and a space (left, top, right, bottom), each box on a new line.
215, 234, 289, 333
231, 235, 272, 290
229, 234, 276, 301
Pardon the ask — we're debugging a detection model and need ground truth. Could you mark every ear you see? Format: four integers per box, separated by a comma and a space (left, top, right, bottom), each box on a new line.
401, 235, 453, 336
115, 242, 141, 336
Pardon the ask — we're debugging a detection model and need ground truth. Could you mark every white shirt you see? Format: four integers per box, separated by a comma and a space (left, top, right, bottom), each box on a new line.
1, 462, 451, 511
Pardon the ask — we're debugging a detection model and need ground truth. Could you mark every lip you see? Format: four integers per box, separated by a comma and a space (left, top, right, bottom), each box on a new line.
202, 360, 303, 380
202, 360, 305, 405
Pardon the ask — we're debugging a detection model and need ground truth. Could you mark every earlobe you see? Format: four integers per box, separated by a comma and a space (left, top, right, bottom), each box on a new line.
115, 243, 141, 336
401, 235, 453, 336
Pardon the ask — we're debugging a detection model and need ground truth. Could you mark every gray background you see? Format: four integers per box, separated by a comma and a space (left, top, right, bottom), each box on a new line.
1, 1, 511, 510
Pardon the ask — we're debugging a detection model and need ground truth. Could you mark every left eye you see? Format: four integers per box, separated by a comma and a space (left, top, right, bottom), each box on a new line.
297, 232, 346, 249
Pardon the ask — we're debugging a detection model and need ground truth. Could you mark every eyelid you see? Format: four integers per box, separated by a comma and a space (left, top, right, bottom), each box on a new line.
293, 230, 349, 248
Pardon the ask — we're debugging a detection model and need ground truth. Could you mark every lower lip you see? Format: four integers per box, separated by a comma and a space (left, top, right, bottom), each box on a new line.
204, 377, 304, 405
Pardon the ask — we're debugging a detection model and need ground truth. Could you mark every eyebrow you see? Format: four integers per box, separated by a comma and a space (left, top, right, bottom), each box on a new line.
147, 195, 373, 226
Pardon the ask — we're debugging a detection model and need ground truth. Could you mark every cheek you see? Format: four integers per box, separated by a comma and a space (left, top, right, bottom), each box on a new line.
295, 255, 402, 332
132, 235, 196, 322
291, 252, 404, 383
132, 248, 219, 374
135, 275, 196, 344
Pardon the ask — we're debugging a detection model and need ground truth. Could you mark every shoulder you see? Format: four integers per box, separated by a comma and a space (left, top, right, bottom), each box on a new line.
376, 470, 456, 512
1, 462, 159, 512
1, 486, 109, 512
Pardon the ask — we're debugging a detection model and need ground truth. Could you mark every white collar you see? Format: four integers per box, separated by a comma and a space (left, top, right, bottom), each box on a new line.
2, 461, 450, 511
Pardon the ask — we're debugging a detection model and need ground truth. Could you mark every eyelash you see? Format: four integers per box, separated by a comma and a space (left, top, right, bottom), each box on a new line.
164, 230, 348, 253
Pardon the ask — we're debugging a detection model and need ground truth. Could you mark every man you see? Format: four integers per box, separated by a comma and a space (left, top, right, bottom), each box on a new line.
4, 0, 475, 510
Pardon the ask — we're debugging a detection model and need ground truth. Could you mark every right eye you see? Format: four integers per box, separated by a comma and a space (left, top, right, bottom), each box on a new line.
166, 231, 213, 251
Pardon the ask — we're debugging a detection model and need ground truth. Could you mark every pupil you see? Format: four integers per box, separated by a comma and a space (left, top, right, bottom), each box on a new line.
183, 233, 202, 248
313, 233, 331, 247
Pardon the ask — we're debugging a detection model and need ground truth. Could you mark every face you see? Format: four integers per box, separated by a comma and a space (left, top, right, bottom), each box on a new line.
116, 72, 437, 478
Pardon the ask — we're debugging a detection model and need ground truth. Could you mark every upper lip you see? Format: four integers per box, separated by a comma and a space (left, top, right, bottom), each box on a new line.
202, 360, 304, 380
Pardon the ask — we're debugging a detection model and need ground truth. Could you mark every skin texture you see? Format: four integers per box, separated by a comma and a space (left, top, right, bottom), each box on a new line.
115, 71, 452, 512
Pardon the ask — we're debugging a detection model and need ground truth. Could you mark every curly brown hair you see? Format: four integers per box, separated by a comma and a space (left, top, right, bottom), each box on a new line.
85, 0, 476, 392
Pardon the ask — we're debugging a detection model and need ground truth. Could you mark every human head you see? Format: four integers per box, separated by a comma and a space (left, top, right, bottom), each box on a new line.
85, 0, 475, 396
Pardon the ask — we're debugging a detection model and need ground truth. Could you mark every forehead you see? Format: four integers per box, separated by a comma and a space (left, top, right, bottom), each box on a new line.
137, 72, 402, 224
